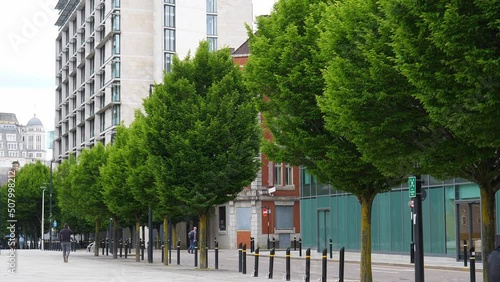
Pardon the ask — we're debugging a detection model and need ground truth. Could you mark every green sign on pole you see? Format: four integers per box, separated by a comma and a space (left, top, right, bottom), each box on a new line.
409, 176, 416, 197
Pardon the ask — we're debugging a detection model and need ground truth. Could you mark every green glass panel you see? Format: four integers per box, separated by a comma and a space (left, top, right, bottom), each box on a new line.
422, 187, 431, 253
371, 195, 380, 251
300, 199, 314, 248
429, 187, 445, 253
445, 186, 456, 255
346, 195, 360, 249
337, 197, 346, 247
331, 197, 340, 249
378, 193, 391, 251
390, 190, 404, 252
457, 183, 480, 200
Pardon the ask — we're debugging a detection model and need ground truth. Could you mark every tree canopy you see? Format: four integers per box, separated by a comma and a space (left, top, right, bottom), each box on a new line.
143, 40, 261, 268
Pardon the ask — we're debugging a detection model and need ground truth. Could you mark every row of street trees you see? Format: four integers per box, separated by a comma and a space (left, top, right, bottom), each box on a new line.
246, 0, 499, 281
1, 41, 260, 269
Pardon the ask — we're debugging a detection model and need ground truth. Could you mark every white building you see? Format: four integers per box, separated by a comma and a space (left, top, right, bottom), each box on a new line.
0, 113, 47, 185
53, 0, 253, 161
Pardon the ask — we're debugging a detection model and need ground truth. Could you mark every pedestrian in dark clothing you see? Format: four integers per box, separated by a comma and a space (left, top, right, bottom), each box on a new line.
60, 223, 73, 263
187, 227, 197, 254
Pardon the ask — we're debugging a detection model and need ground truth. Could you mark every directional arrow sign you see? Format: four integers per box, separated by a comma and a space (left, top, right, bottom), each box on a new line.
409, 176, 417, 198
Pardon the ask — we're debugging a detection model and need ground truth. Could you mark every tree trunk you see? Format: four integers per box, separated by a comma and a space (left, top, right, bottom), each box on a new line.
94, 220, 100, 256
360, 195, 374, 282
480, 186, 497, 282
113, 219, 118, 259
135, 220, 140, 262
163, 216, 169, 266
199, 212, 208, 268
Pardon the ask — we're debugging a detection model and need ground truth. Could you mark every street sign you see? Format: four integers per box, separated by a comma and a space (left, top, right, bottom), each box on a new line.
263, 208, 267, 217
54, 221, 57, 228
408, 176, 416, 198
408, 200, 414, 208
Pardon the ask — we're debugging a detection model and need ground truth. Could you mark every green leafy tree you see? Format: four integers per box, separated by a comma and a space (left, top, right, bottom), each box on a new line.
71, 143, 109, 256
143, 41, 261, 269
317, 0, 500, 279
245, 1, 401, 280
1, 162, 49, 244
377, 2, 500, 278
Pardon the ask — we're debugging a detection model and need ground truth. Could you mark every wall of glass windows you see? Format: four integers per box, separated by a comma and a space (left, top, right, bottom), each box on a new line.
300, 168, 500, 258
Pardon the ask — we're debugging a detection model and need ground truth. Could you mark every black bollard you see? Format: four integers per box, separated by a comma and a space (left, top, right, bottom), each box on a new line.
253, 247, 259, 277
470, 247, 475, 282
206, 245, 209, 266
321, 248, 327, 282
410, 241, 415, 263
299, 238, 302, 257
194, 242, 198, 267
106, 239, 109, 256
268, 248, 275, 279
304, 248, 311, 282
119, 239, 123, 258
463, 240, 468, 267
141, 239, 145, 261
168, 238, 171, 264
272, 237, 276, 249
215, 240, 219, 270
124, 240, 128, 259
339, 247, 345, 282
285, 247, 291, 281
238, 243, 243, 272
176, 239, 180, 265
242, 244, 247, 274
101, 240, 105, 255
329, 239, 333, 259
161, 244, 164, 263
250, 237, 254, 253
293, 236, 297, 251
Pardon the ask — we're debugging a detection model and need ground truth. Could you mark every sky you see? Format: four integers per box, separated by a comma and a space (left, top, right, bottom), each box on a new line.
0, 0, 277, 132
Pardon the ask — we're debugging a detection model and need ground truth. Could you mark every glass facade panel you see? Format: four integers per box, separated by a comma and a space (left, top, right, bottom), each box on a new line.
112, 61, 120, 78
207, 0, 217, 12
112, 14, 120, 31
112, 105, 120, 125
113, 34, 120, 54
164, 5, 175, 27
390, 190, 403, 251
112, 84, 120, 101
164, 53, 173, 72
164, 29, 175, 52
208, 37, 217, 51
445, 186, 456, 255
207, 15, 217, 35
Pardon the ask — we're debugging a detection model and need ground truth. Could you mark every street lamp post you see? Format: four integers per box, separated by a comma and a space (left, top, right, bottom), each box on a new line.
40, 186, 47, 250
49, 160, 53, 250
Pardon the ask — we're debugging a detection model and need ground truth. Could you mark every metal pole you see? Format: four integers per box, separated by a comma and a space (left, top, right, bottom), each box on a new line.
238, 242, 242, 272
304, 248, 311, 282
321, 248, 327, 282
253, 247, 259, 277
49, 161, 53, 250
41, 188, 45, 251
268, 248, 275, 279
176, 239, 180, 265
463, 240, 468, 267
469, 247, 475, 282
285, 247, 290, 281
410, 209, 415, 263
242, 244, 247, 274
339, 247, 345, 282
414, 175, 425, 282
215, 240, 219, 269
329, 239, 333, 259
148, 206, 153, 263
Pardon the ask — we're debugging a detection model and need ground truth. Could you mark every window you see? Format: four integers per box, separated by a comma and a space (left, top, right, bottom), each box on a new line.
90, 0, 95, 11
80, 91, 85, 104
6, 134, 16, 141
100, 47, 105, 66
164, 53, 173, 72
36, 153, 42, 158
164, 29, 175, 52
113, 0, 120, 8
7, 143, 17, 150
8, 151, 19, 158
112, 105, 120, 125
81, 108, 86, 122
112, 61, 120, 78
276, 206, 294, 230
274, 163, 283, 186
164, 5, 175, 28
164, 0, 175, 3
207, 0, 217, 12
0, 143, 3, 149
285, 164, 293, 185
19, 143, 23, 150
0, 151, 3, 157
81, 125, 86, 142
207, 15, 217, 35
100, 113, 106, 131
112, 84, 120, 101
208, 37, 217, 51
90, 119, 95, 137
28, 135, 34, 149
36, 135, 42, 150
218, 206, 226, 231
112, 34, 120, 54
112, 14, 120, 31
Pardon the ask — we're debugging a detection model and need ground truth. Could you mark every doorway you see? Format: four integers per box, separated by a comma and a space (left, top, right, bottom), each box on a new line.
317, 209, 330, 252
456, 200, 481, 261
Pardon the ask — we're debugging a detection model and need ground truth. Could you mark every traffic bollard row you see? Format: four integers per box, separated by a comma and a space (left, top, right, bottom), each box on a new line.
177, 239, 180, 265
215, 240, 219, 269
268, 248, 275, 279
253, 247, 259, 277
339, 247, 345, 282
470, 247, 475, 282
321, 248, 327, 282
242, 244, 247, 274
285, 247, 291, 281
304, 248, 311, 282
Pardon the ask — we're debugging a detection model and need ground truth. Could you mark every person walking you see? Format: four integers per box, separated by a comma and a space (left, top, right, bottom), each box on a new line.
187, 227, 197, 254
488, 243, 500, 281
60, 223, 73, 263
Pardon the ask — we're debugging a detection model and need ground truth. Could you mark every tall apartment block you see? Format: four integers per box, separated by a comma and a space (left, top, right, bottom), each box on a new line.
53, 0, 253, 161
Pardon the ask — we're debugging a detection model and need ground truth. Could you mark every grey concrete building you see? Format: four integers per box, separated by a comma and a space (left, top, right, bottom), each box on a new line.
53, 0, 253, 161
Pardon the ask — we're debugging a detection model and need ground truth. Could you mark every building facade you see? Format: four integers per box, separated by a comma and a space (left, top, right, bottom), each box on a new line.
300, 169, 500, 261
53, 0, 253, 161
0, 113, 47, 185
